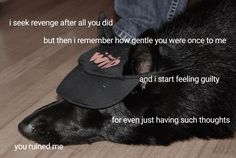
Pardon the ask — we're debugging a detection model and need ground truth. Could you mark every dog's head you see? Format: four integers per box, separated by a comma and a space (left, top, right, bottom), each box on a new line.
18, 98, 142, 145
18, 100, 111, 144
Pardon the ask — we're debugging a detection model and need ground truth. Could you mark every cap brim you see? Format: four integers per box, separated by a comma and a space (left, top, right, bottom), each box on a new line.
56, 66, 139, 109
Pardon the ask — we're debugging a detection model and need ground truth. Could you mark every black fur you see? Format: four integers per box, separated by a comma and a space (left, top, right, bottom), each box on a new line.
19, 0, 236, 145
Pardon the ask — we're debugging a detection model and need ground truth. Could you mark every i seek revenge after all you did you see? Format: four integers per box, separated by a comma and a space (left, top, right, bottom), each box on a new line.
9, 19, 113, 28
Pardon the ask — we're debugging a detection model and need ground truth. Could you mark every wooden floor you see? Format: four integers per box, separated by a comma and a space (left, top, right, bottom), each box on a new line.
0, 0, 235, 158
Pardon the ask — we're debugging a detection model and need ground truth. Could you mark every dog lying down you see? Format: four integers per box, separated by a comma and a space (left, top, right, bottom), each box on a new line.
18, 0, 236, 145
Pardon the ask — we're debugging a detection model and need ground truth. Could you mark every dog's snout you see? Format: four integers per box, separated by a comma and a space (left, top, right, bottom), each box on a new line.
18, 116, 49, 139
18, 121, 34, 137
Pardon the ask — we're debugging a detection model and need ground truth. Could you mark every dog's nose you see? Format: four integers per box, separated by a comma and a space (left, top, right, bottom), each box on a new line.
18, 121, 34, 137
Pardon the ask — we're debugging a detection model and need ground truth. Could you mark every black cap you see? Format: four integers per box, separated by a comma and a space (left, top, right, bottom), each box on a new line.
56, 44, 140, 109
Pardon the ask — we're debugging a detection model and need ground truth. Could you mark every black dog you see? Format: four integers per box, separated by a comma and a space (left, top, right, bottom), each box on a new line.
19, 0, 236, 145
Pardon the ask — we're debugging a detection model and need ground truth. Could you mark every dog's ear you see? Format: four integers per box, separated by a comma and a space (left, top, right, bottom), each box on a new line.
126, 29, 160, 74
97, 12, 115, 39
126, 29, 178, 75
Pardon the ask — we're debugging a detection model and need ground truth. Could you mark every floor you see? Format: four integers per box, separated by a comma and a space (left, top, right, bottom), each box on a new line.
0, 0, 235, 158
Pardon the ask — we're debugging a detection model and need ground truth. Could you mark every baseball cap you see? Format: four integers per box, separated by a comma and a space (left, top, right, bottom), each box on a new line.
56, 44, 140, 109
